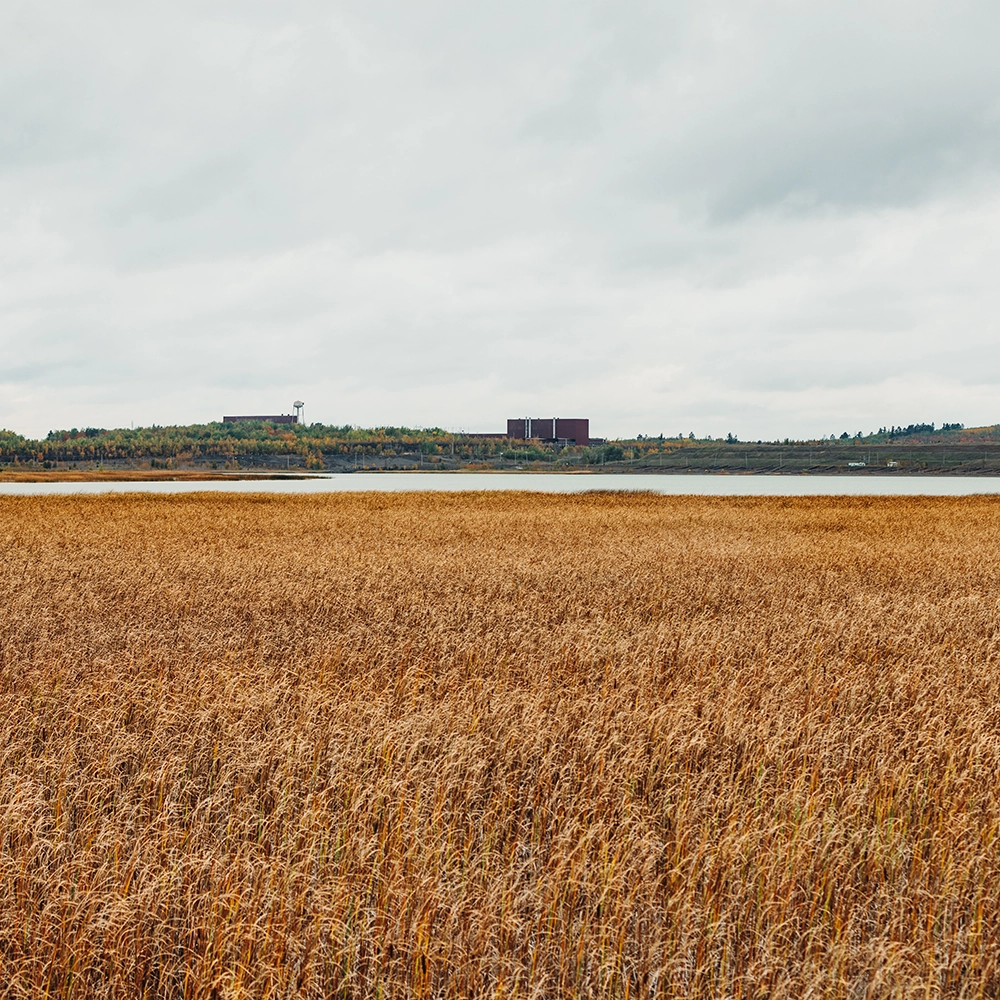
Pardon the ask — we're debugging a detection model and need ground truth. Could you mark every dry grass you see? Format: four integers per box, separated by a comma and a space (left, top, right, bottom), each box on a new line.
0, 471, 315, 483
2, 492, 1000, 999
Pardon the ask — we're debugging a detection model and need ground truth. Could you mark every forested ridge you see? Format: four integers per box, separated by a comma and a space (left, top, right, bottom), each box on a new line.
0, 423, 487, 467
1, 420, 998, 473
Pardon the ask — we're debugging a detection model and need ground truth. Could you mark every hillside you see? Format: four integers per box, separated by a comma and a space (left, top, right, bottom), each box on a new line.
1, 421, 999, 475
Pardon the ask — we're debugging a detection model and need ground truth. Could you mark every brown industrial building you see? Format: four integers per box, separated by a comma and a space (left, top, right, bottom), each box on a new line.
506, 418, 590, 445
222, 415, 298, 424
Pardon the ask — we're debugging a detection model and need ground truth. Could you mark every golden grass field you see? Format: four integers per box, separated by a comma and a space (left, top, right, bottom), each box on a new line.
2, 492, 999, 999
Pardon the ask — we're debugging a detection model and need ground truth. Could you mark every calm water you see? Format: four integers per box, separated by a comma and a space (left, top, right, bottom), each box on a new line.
3, 472, 1000, 496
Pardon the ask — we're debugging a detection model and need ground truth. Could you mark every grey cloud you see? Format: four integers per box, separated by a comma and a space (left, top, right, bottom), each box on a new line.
612, 5, 1000, 218
2, 1, 1000, 440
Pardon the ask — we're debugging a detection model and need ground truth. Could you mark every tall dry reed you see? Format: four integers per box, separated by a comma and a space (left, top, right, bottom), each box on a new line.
2, 492, 999, 998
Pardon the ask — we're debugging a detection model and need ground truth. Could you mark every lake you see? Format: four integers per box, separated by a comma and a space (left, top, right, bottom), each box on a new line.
4, 472, 1000, 496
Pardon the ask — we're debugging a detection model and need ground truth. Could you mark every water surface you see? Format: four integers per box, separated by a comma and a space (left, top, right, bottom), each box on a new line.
4, 472, 1000, 496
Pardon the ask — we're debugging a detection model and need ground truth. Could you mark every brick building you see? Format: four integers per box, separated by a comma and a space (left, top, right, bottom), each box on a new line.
222, 415, 298, 424
506, 418, 590, 445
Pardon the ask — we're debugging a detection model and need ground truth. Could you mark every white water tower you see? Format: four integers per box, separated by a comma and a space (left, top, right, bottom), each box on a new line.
293, 400, 305, 425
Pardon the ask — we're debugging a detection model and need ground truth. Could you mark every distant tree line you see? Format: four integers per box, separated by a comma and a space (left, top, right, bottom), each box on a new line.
0, 422, 511, 466
874, 422, 965, 438
1, 419, 995, 469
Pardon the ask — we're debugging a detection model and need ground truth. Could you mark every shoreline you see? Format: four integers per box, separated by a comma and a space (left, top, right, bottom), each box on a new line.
6, 466, 1000, 483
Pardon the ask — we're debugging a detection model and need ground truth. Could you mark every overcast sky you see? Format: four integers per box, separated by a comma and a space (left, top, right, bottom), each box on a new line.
2, 1, 999, 440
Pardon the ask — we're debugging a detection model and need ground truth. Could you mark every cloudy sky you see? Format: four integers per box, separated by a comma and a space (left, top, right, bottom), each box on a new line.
2, 1, 999, 440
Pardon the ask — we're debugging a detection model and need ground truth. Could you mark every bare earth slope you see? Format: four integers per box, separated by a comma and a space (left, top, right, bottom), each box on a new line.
2, 493, 999, 998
